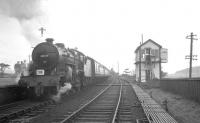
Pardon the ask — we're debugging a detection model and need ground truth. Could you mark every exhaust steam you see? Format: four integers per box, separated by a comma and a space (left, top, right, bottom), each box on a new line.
0, 0, 45, 45
52, 83, 72, 102
14, 61, 31, 83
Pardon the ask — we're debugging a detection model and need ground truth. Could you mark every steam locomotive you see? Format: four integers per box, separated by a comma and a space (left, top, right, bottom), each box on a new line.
18, 38, 110, 98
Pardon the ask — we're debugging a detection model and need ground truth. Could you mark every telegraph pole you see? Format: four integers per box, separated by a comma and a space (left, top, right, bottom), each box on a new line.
186, 32, 198, 78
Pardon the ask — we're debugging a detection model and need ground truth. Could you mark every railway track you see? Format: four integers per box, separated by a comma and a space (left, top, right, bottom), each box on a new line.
0, 100, 27, 111
0, 99, 56, 123
117, 81, 148, 123
1, 77, 160, 123
51, 80, 121, 123
0, 78, 113, 123
0, 77, 178, 123
51, 78, 147, 123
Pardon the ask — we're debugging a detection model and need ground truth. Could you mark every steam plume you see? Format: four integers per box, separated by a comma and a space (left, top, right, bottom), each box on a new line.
0, 0, 42, 21
52, 83, 72, 102
14, 61, 30, 83
15, 74, 21, 83
0, 0, 44, 45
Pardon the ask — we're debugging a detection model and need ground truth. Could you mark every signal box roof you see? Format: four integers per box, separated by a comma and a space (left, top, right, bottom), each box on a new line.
135, 39, 162, 53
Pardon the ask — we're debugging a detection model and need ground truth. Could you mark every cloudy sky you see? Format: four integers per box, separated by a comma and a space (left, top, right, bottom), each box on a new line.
0, 0, 200, 74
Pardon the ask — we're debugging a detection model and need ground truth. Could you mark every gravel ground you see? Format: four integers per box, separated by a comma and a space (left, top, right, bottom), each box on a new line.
30, 78, 113, 123
144, 88, 200, 123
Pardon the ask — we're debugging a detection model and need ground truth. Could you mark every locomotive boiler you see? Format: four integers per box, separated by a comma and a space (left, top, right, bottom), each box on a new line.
18, 38, 85, 97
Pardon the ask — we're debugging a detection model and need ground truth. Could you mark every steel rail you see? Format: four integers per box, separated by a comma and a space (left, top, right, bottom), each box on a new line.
111, 80, 122, 123
0, 99, 55, 122
0, 100, 27, 111
59, 82, 113, 123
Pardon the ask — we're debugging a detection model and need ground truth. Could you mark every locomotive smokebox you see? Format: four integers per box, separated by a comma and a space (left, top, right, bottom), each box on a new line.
32, 39, 59, 74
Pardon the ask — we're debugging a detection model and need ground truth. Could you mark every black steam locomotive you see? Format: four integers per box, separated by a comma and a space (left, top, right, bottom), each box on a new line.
18, 38, 110, 98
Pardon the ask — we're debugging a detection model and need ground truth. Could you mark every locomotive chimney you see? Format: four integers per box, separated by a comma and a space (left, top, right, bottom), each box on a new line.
46, 38, 54, 44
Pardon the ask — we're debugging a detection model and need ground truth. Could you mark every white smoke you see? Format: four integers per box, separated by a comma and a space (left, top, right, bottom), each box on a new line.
15, 74, 21, 83
52, 83, 72, 102
0, 0, 46, 72
0, 0, 42, 19
15, 69, 29, 84
0, 0, 45, 45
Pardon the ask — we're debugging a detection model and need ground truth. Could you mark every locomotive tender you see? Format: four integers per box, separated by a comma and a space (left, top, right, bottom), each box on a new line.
18, 38, 110, 97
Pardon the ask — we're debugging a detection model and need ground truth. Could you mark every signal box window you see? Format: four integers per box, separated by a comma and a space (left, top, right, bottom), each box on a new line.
145, 48, 151, 55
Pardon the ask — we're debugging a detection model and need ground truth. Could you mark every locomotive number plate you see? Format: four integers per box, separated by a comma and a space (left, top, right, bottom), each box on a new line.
36, 69, 45, 75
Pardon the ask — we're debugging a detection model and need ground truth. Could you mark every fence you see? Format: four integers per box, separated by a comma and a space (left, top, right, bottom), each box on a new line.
147, 79, 160, 88
160, 78, 200, 103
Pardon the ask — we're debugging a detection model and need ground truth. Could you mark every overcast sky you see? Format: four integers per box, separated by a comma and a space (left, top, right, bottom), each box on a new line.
1, 0, 200, 74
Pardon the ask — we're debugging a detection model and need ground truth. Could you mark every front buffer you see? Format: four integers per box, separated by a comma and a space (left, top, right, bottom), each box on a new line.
18, 75, 60, 98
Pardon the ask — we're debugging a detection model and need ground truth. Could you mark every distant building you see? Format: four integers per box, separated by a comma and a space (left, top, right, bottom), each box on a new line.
135, 39, 168, 82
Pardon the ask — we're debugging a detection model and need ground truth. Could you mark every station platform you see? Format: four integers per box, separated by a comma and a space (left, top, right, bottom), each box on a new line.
0, 77, 18, 88
132, 84, 178, 123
